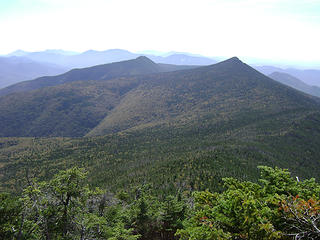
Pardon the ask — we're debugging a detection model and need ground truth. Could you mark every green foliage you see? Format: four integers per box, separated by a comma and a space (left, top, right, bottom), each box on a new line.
177, 184, 282, 239
1, 166, 320, 240
18, 167, 139, 240
159, 195, 186, 240
177, 166, 320, 240
0, 167, 190, 240
258, 166, 298, 196
0, 193, 21, 239
108, 222, 141, 240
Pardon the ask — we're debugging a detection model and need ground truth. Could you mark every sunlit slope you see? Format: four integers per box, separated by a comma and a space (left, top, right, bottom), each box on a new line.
0, 57, 194, 137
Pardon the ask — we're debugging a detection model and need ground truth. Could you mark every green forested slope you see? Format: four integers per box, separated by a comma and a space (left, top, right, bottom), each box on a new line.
1, 57, 320, 195
0, 57, 198, 137
88, 57, 319, 136
1, 108, 320, 195
0, 75, 146, 137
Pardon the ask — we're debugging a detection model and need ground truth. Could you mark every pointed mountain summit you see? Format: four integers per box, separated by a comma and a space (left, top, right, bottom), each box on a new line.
210, 56, 241, 65
135, 55, 156, 63
223, 56, 240, 62
203, 56, 257, 74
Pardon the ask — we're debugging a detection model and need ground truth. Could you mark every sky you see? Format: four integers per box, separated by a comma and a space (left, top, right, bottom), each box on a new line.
0, 0, 319, 66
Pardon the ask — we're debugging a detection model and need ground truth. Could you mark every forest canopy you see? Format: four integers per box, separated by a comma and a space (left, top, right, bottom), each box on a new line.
1, 166, 320, 240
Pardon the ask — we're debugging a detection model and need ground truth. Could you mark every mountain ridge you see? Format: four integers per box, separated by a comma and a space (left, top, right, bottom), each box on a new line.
255, 66, 320, 87
6, 49, 218, 68
0, 57, 199, 137
86, 57, 320, 136
269, 71, 320, 98
0, 57, 196, 97
1, 56, 319, 138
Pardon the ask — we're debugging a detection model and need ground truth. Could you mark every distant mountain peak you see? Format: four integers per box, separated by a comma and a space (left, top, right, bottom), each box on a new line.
230, 56, 240, 60
105, 49, 132, 53
83, 49, 97, 54
136, 55, 150, 60
135, 56, 156, 64
225, 56, 241, 63
206, 56, 244, 69
7, 49, 29, 56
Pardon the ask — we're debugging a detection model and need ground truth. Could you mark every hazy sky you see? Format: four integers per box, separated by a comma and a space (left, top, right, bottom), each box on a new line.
0, 0, 319, 65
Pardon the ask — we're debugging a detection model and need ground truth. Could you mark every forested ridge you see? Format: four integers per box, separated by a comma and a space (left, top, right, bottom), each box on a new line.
1, 57, 320, 194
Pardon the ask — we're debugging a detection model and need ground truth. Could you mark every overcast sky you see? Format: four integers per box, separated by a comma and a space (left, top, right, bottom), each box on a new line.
0, 0, 319, 66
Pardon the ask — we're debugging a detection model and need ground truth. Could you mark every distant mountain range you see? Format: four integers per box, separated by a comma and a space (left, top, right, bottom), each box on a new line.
6, 49, 217, 68
255, 66, 320, 87
7, 49, 79, 57
0, 56, 67, 89
0, 56, 196, 97
0, 49, 217, 88
2, 49, 319, 90
269, 72, 320, 98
